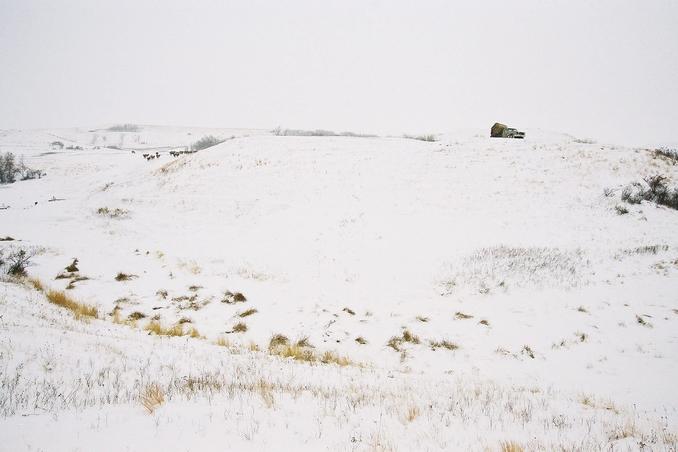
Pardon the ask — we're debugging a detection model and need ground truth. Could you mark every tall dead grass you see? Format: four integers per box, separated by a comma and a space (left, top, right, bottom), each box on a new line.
45, 288, 98, 320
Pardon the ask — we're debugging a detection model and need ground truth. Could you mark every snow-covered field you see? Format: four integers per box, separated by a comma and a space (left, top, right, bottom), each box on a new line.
1, 125, 677, 451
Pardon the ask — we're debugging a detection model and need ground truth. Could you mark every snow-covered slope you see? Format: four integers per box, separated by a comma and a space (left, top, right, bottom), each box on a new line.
1, 126, 677, 450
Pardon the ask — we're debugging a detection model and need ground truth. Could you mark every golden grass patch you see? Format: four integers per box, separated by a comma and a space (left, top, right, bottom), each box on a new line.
45, 289, 98, 320
140, 383, 165, 414
144, 320, 185, 337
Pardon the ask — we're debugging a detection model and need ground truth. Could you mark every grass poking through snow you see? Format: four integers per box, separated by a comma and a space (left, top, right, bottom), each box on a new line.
45, 288, 98, 320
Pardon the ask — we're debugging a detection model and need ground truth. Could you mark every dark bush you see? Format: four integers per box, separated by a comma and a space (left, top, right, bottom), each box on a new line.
2, 249, 36, 276
653, 147, 678, 164
621, 175, 678, 210
107, 124, 141, 132
191, 135, 225, 151
0, 153, 42, 184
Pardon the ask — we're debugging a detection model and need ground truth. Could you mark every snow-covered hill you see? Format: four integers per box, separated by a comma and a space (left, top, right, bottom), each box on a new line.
1, 126, 677, 450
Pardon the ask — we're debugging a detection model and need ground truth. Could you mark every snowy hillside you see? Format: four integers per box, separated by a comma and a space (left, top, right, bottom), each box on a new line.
1, 125, 677, 451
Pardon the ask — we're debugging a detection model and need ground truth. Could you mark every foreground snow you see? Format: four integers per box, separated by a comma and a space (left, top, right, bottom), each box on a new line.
1, 125, 677, 450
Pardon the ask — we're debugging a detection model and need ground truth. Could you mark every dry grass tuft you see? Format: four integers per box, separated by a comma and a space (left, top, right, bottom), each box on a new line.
269, 334, 290, 350
45, 289, 98, 320
429, 339, 459, 351
215, 336, 230, 347
455, 311, 474, 320
222, 291, 247, 304
144, 320, 184, 337
405, 406, 420, 422
387, 330, 421, 351
342, 307, 356, 315
401, 329, 420, 344
295, 336, 312, 348
320, 350, 351, 366
275, 344, 316, 363
416, 315, 429, 322
478, 319, 489, 326
521, 345, 535, 359
27, 277, 44, 292
268, 334, 352, 366
65, 258, 79, 273
500, 441, 524, 452
248, 342, 260, 352
128, 311, 146, 320
239, 308, 258, 318
115, 272, 137, 281
355, 336, 368, 345
140, 383, 165, 414
636, 314, 653, 328
188, 326, 202, 338
97, 207, 129, 218
232, 322, 248, 333
256, 379, 275, 408
387, 336, 402, 352
577, 305, 589, 313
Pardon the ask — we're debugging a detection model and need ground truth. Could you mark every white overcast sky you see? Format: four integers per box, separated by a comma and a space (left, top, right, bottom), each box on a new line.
1, 0, 677, 145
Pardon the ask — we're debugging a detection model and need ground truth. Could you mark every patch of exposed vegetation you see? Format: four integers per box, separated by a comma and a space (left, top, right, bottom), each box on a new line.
403, 133, 437, 142
238, 308, 258, 318
45, 289, 98, 320
191, 135, 226, 151
107, 124, 141, 132
97, 207, 129, 218
222, 291, 247, 304
429, 339, 459, 351
621, 175, 678, 210
387, 329, 421, 352
232, 322, 248, 333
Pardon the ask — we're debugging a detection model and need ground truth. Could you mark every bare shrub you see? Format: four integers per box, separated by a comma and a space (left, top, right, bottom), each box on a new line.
653, 147, 678, 164
620, 175, 678, 210
403, 134, 437, 142
614, 205, 629, 215
272, 127, 376, 138
191, 135, 225, 151
107, 124, 141, 132
3, 248, 36, 276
